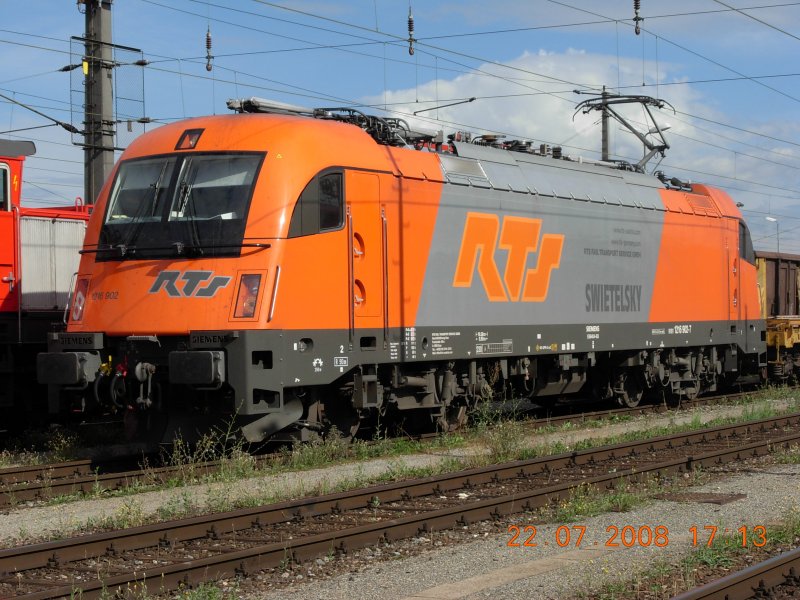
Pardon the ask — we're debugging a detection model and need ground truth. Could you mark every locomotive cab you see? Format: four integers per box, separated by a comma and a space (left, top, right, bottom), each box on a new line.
36, 115, 385, 442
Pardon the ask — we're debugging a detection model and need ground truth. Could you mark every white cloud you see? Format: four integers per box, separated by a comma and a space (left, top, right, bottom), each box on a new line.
366, 49, 698, 164
363, 47, 800, 250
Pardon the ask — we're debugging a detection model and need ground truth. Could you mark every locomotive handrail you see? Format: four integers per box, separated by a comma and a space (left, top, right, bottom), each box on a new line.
381, 206, 389, 347
347, 206, 355, 347
267, 265, 280, 323
62, 271, 78, 325
12, 205, 21, 341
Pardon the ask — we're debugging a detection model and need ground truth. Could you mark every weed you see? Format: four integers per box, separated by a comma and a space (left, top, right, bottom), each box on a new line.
114, 497, 146, 529
45, 428, 80, 461
176, 582, 240, 599
156, 490, 198, 521
205, 485, 235, 514
774, 444, 800, 464
483, 419, 526, 463
596, 579, 628, 600
0, 449, 22, 468
280, 428, 351, 471
551, 479, 652, 522
686, 537, 741, 569
16, 525, 29, 541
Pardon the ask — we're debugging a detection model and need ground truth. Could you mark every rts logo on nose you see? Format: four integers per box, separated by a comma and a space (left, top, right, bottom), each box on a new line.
149, 270, 231, 298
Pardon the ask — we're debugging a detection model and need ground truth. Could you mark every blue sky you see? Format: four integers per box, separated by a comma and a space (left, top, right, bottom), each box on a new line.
3, 1, 800, 252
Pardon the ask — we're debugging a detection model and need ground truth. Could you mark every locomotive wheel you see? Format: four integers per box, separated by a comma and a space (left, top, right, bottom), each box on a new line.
617, 372, 643, 408
437, 403, 467, 433
322, 402, 361, 440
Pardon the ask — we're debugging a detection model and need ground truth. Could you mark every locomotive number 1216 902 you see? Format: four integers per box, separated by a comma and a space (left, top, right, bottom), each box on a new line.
91, 291, 119, 301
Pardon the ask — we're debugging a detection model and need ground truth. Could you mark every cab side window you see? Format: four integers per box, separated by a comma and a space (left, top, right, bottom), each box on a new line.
288, 170, 343, 237
739, 221, 755, 264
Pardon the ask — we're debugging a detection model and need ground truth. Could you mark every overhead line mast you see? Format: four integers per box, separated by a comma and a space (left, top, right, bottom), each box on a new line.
80, 0, 115, 205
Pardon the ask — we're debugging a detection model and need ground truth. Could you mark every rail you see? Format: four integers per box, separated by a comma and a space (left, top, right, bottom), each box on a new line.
673, 546, 800, 600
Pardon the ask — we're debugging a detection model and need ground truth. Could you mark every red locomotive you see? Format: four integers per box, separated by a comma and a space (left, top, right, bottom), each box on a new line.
36, 98, 766, 443
1, 140, 90, 425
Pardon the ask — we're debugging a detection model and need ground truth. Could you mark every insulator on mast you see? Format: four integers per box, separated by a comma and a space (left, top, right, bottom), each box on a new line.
205, 26, 213, 72
407, 6, 416, 56
633, 0, 643, 35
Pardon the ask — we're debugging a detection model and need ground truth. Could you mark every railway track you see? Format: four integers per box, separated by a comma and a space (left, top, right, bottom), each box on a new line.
673, 546, 800, 600
0, 461, 93, 488
524, 389, 749, 428
1, 412, 799, 598
0, 455, 262, 508
0, 391, 756, 508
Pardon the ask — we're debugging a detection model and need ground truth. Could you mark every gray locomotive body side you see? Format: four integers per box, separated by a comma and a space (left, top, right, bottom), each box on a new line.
410, 142, 760, 361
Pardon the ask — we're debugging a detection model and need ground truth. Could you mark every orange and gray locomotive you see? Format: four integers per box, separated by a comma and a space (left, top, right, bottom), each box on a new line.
37, 97, 766, 442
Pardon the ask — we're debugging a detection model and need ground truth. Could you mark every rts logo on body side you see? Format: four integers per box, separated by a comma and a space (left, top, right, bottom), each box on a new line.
453, 212, 564, 302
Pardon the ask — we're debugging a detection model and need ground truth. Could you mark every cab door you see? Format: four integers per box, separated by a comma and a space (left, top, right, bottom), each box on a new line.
730, 229, 741, 326
0, 162, 17, 313
736, 220, 760, 355
346, 171, 384, 339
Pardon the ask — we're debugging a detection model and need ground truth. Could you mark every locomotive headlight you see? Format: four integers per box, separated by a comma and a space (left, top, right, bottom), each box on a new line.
70, 278, 90, 322
234, 274, 262, 318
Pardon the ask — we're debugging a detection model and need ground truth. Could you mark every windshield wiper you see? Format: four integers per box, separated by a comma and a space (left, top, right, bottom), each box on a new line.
182, 178, 205, 257
177, 180, 192, 214
120, 161, 171, 250
80, 243, 136, 256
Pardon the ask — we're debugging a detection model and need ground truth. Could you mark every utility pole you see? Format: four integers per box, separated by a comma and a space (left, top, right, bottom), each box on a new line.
82, 0, 115, 205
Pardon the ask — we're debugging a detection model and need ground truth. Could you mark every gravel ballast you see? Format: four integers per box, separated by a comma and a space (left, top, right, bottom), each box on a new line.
258, 461, 800, 600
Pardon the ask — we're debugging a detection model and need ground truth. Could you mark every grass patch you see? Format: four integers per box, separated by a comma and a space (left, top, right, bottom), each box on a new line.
549, 480, 655, 523
774, 443, 800, 464
174, 583, 241, 599
0, 427, 86, 466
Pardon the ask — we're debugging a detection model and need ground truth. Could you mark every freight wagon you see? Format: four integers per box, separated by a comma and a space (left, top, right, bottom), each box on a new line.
756, 251, 800, 379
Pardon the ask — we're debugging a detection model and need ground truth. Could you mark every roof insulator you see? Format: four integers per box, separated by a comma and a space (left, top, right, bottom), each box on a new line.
407, 6, 416, 56
205, 26, 213, 72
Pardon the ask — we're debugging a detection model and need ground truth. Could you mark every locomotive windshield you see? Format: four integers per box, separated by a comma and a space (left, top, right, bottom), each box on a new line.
98, 152, 263, 259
